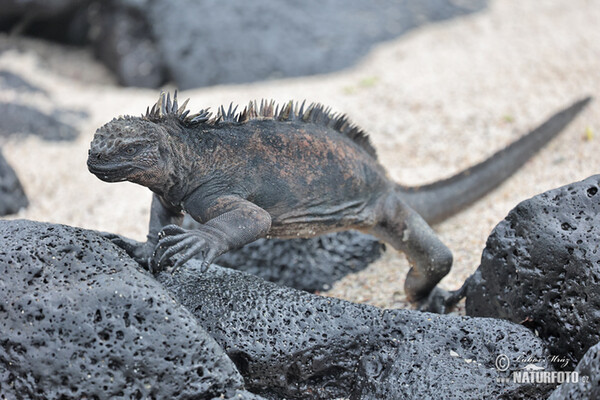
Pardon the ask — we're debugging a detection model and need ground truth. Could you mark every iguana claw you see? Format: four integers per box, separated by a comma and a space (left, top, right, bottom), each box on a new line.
100, 232, 153, 268
153, 224, 225, 273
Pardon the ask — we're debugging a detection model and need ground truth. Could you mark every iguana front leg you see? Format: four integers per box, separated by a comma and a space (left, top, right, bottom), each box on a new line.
103, 193, 182, 269
154, 194, 272, 272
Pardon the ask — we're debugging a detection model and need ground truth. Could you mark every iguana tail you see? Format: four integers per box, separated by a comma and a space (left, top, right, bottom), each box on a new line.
398, 97, 592, 224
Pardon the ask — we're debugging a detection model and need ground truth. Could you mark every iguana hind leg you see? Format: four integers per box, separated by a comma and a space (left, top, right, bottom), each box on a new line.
369, 192, 453, 304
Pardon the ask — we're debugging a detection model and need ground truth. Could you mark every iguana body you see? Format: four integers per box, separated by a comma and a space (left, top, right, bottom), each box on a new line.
87, 92, 590, 308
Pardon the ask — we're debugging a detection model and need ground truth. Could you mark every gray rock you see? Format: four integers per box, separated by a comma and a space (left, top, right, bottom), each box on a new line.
85, 0, 486, 89
213, 391, 269, 400
0, 0, 84, 19
159, 263, 555, 399
1, 0, 488, 88
1, 0, 487, 88
0, 102, 79, 141
0, 1, 90, 44
0, 1, 88, 43
0, 70, 47, 95
549, 342, 600, 400
87, 1, 164, 88
466, 175, 600, 366
148, 0, 488, 89
0, 149, 28, 215
0, 219, 247, 399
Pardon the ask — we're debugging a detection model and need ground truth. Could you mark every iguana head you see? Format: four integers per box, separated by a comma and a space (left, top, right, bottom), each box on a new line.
88, 92, 210, 193
87, 115, 167, 185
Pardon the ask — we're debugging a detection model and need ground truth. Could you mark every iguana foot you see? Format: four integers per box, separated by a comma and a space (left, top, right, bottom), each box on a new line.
153, 224, 228, 273
417, 287, 452, 314
100, 232, 153, 268
416, 286, 467, 314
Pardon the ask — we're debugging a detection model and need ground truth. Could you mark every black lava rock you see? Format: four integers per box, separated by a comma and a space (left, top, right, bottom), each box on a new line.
0, 102, 79, 141
466, 175, 600, 366
0, 149, 28, 215
548, 342, 600, 400
0, 219, 247, 399
159, 263, 555, 399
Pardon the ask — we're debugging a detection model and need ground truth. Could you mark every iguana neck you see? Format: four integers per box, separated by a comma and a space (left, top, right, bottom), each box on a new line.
147, 130, 202, 207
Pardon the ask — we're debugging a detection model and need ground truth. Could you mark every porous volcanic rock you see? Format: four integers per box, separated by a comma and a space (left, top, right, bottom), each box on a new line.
213, 391, 269, 400
159, 263, 555, 400
466, 175, 600, 366
0, 149, 28, 215
548, 341, 600, 400
0, 219, 248, 399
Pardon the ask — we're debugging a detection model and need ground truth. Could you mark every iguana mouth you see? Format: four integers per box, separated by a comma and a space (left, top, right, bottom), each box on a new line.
87, 162, 141, 182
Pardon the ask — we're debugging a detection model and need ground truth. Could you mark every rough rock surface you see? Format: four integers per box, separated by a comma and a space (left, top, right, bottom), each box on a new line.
548, 342, 600, 400
159, 263, 555, 400
0, 102, 79, 141
0, 219, 247, 399
213, 391, 268, 400
466, 175, 600, 365
200, 215, 384, 292
0, 149, 28, 215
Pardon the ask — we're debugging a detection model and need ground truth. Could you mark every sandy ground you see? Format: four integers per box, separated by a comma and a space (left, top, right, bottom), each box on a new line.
0, 0, 598, 310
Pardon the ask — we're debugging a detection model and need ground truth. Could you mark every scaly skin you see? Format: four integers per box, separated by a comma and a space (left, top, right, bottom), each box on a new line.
88, 92, 590, 310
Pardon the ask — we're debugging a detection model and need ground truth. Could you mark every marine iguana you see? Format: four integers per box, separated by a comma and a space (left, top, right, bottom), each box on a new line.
87, 92, 590, 308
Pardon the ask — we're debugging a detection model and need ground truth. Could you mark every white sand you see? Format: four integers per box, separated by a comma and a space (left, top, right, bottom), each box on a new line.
1, 0, 598, 310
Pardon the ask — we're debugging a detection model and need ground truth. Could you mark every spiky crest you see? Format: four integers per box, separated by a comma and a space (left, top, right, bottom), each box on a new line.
143, 92, 377, 158
144, 90, 211, 125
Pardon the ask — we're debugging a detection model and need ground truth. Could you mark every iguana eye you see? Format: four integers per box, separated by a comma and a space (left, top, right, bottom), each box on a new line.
125, 146, 137, 155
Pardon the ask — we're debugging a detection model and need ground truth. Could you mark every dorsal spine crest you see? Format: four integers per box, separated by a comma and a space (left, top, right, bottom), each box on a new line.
143, 91, 377, 158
